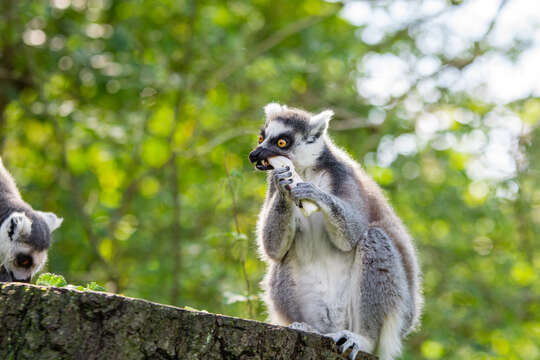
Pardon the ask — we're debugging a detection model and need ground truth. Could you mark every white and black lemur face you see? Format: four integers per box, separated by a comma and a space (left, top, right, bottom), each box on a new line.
249, 103, 333, 171
0, 210, 62, 282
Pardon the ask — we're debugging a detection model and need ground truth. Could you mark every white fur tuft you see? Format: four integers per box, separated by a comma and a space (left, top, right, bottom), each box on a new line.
308, 109, 334, 136
264, 103, 287, 118
310, 109, 334, 125
0, 212, 32, 244
377, 310, 404, 360
32, 249, 48, 274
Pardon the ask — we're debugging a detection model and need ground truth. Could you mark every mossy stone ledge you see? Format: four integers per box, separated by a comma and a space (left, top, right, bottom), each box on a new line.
0, 283, 376, 360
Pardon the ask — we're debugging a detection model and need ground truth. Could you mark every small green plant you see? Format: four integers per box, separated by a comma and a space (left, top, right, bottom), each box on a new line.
35, 273, 106, 292
85, 281, 106, 292
36, 273, 67, 287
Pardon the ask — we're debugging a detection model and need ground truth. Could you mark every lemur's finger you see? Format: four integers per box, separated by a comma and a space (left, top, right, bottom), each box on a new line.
291, 187, 312, 195
349, 345, 360, 360
273, 166, 290, 174
274, 171, 293, 180
290, 188, 300, 197
278, 178, 294, 193
339, 337, 355, 353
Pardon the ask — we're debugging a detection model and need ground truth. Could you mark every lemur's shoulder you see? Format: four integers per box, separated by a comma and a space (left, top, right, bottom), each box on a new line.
315, 141, 372, 199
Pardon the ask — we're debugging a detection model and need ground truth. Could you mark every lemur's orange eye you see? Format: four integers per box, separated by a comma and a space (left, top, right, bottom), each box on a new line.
277, 139, 287, 148
258, 135, 264, 144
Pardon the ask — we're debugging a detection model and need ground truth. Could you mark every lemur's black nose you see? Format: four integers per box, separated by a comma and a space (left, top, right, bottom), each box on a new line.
249, 146, 278, 163
249, 147, 264, 163
16, 253, 33, 269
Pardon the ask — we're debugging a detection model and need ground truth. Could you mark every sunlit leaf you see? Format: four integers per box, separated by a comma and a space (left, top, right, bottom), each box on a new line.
36, 273, 68, 287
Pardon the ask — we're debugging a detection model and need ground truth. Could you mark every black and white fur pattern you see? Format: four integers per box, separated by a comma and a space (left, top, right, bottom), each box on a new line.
249, 104, 423, 360
0, 158, 62, 282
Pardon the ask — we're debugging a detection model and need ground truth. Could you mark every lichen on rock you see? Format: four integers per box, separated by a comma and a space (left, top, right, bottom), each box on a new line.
0, 283, 376, 360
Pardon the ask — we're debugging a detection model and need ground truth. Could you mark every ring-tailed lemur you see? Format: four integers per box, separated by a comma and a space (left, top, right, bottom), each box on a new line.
249, 103, 423, 360
0, 158, 62, 283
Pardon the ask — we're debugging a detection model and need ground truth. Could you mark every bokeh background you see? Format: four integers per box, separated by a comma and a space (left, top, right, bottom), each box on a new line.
1, 0, 539, 358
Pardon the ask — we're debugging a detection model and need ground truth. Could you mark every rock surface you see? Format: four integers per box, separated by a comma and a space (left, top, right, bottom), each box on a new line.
0, 283, 377, 359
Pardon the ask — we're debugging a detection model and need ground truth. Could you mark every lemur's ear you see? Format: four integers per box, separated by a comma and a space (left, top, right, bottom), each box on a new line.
308, 110, 334, 138
0, 212, 32, 242
36, 211, 63, 233
264, 103, 287, 119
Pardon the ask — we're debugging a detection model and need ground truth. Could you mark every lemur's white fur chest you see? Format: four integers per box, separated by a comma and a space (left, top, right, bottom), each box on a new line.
289, 169, 359, 332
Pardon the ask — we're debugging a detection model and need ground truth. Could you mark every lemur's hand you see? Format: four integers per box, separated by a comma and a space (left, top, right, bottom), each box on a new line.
290, 182, 324, 204
273, 166, 294, 198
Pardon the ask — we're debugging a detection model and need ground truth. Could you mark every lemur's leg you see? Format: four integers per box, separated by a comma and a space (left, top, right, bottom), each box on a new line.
290, 182, 366, 251
325, 227, 409, 360
257, 167, 296, 261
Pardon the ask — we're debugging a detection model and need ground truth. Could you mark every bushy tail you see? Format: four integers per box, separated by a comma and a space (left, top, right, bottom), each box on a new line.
377, 310, 403, 360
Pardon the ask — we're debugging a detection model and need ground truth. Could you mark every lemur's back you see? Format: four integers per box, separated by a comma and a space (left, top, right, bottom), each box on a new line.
0, 159, 21, 201
0, 159, 27, 224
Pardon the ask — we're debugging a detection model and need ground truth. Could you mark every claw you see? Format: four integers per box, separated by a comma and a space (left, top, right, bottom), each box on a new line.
339, 338, 355, 353
349, 346, 361, 360
326, 330, 374, 360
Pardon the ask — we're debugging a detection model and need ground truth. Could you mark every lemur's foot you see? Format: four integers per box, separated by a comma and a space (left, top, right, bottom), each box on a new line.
288, 322, 320, 334
326, 330, 374, 360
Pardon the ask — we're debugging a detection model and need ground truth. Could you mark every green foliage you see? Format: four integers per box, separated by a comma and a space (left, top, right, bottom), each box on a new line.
35, 273, 105, 292
1, 0, 539, 359
36, 273, 68, 288
85, 281, 106, 292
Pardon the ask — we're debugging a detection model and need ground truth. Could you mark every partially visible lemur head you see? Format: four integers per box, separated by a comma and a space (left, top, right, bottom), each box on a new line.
249, 103, 333, 171
0, 159, 62, 282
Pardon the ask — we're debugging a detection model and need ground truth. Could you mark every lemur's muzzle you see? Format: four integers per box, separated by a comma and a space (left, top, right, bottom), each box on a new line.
0, 265, 30, 283
0, 265, 12, 282
249, 146, 279, 171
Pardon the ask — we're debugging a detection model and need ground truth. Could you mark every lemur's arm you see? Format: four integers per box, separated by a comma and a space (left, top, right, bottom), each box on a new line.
290, 182, 367, 251
256, 168, 296, 261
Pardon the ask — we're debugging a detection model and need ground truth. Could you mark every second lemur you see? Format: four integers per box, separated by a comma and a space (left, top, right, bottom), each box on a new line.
0, 158, 62, 283
249, 103, 423, 360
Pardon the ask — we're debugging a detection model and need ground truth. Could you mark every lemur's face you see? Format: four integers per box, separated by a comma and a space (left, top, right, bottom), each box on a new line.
249, 103, 333, 171
0, 211, 62, 282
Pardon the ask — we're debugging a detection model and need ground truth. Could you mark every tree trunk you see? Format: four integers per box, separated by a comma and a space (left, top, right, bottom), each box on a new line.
0, 283, 376, 360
